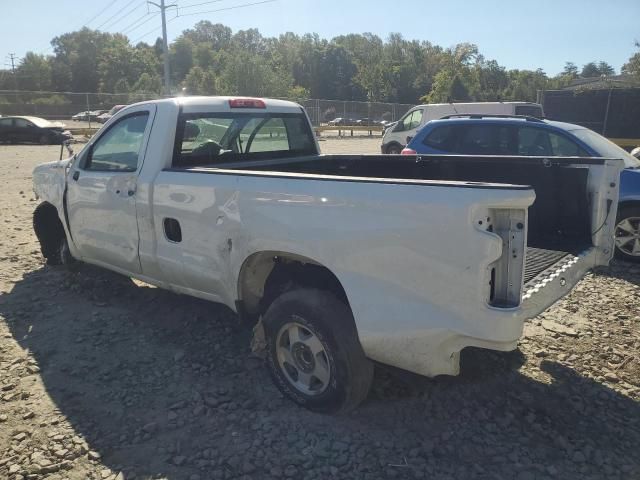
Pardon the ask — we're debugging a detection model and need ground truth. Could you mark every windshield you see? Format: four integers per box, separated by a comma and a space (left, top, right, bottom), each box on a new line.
571, 128, 640, 169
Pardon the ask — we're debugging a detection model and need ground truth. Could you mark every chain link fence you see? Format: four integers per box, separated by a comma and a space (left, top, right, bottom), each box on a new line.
0, 90, 414, 133
300, 99, 413, 126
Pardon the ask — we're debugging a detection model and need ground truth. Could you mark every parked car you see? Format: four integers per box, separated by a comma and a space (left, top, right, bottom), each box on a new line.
71, 110, 107, 122
327, 117, 357, 127
97, 105, 127, 124
382, 101, 544, 154
401, 115, 640, 261
381, 120, 396, 132
32, 97, 622, 412
356, 118, 373, 126
0, 116, 72, 145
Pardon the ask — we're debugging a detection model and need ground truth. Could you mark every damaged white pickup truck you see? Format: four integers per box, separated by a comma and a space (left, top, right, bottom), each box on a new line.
32, 96, 623, 412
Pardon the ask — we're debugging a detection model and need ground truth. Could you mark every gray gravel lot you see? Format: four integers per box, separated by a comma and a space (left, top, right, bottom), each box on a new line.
0, 143, 638, 480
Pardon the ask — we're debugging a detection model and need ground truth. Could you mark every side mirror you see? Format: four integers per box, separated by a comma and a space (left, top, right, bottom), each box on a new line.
406, 136, 413, 144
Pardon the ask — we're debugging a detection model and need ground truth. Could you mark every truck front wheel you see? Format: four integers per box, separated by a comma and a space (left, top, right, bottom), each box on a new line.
50, 235, 76, 266
262, 289, 373, 413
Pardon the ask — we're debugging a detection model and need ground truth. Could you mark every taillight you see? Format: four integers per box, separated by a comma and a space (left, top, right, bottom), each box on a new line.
401, 148, 417, 155
229, 98, 266, 109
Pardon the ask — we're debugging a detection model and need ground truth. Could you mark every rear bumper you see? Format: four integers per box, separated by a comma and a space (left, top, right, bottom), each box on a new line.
359, 246, 600, 378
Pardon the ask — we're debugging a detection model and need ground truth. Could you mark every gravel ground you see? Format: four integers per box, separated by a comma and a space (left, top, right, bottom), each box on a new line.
0, 143, 639, 480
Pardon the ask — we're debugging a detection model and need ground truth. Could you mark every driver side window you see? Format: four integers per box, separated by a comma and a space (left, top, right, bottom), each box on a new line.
85, 113, 149, 172
395, 110, 422, 132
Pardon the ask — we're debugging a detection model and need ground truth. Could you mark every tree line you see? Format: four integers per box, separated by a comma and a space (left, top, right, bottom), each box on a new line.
2, 22, 639, 105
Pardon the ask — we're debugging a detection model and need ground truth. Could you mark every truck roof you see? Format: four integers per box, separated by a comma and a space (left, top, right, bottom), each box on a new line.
132, 96, 305, 115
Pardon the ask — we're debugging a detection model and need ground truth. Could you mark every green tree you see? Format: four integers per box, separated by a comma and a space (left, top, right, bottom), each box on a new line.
181, 21, 232, 50
170, 37, 195, 84
622, 42, 640, 79
334, 33, 388, 101
98, 36, 160, 93
16, 52, 52, 91
580, 61, 615, 78
471, 57, 508, 101
183, 66, 217, 95
581, 62, 601, 77
562, 62, 578, 78
216, 50, 292, 97
50, 28, 116, 92
502, 69, 548, 102
597, 61, 615, 76
131, 72, 162, 94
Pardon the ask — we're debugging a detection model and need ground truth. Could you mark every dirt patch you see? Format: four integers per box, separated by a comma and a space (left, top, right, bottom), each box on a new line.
0, 144, 639, 479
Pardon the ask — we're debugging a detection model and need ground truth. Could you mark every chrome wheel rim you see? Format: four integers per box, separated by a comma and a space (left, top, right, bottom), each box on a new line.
276, 319, 331, 395
615, 216, 640, 256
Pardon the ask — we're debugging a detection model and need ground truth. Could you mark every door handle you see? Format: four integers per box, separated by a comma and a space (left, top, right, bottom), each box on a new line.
72, 171, 79, 181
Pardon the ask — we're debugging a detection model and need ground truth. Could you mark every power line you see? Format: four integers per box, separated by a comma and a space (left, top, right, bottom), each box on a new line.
81, 3, 119, 27
131, 24, 164, 43
169, 0, 276, 19
177, 0, 225, 9
36, 1, 126, 55
122, 12, 159, 35
120, 11, 155, 33
101, 1, 146, 30
132, 0, 272, 41
96, 0, 139, 29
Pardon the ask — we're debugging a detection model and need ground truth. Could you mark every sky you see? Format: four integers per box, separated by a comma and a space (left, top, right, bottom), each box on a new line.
2, 0, 639, 76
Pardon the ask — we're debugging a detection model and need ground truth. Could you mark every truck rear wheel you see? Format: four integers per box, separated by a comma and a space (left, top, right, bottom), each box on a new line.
262, 288, 373, 413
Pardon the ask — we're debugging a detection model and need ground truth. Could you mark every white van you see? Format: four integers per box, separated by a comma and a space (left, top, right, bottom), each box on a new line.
381, 102, 544, 154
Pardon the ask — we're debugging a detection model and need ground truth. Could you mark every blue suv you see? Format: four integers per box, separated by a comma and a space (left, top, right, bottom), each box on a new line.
402, 115, 640, 262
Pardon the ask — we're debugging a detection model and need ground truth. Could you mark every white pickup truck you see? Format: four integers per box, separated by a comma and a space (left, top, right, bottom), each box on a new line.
32, 96, 623, 413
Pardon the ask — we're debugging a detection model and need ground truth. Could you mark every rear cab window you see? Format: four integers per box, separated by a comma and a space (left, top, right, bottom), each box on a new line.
173, 112, 316, 167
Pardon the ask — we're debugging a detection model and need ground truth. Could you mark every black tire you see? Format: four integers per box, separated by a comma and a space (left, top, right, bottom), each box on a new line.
387, 144, 402, 154
614, 205, 640, 262
263, 288, 373, 413
47, 234, 76, 267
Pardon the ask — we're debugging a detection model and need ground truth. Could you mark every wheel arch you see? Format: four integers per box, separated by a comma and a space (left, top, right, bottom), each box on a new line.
237, 251, 350, 319
33, 201, 66, 259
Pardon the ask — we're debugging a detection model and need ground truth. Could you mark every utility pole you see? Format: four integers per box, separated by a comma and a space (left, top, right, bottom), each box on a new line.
148, 0, 175, 96
7, 53, 18, 90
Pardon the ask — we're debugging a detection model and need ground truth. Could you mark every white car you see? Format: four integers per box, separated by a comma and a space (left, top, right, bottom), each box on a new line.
382, 101, 544, 154
31, 96, 622, 412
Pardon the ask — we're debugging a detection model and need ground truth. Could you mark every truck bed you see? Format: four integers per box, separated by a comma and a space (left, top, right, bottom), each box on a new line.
173, 153, 600, 255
